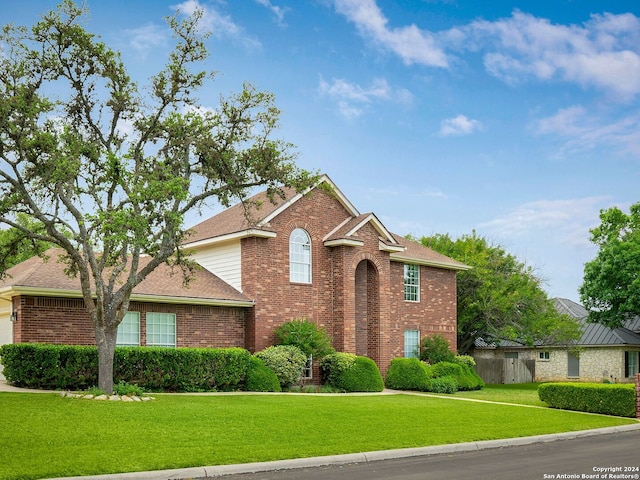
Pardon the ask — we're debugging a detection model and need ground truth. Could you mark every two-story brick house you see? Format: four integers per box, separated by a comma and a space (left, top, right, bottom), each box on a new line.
0, 175, 468, 375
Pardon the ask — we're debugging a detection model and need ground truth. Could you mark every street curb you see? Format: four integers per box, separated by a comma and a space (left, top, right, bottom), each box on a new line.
46, 423, 640, 480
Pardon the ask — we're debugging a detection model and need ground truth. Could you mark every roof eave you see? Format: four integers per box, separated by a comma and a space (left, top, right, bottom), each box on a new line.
390, 253, 472, 271
0, 286, 254, 308
183, 228, 277, 249
324, 239, 364, 248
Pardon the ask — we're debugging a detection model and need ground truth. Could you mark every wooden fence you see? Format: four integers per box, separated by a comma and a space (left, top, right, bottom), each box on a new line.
475, 358, 535, 384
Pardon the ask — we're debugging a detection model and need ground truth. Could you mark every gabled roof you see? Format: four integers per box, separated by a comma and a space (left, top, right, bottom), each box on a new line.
553, 298, 588, 318
0, 249, 253, 307
390, 234, 471, 271
184, 174, 358, 247
184, 174, 469, 271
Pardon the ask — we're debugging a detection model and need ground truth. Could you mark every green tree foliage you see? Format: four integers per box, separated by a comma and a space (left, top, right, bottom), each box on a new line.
420, 232, 581, 354
274, 318, 335, 359
419, 334, 455, 364
0, 1, 315, 392
579, 203, 640, 328
0, 214, 55, 270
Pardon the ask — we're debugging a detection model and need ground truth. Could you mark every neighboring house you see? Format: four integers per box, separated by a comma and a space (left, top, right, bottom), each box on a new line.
0, 175, 468, 377
473, 298, 640, 383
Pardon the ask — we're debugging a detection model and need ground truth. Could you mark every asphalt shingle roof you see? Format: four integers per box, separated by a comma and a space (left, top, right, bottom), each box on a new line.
0, 249, 252, 305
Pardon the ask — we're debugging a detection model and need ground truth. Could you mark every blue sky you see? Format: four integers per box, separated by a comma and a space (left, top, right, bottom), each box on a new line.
4, 0, 640, 302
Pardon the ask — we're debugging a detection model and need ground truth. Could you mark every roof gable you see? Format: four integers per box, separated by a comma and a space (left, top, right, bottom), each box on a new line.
184, 174, 358, 247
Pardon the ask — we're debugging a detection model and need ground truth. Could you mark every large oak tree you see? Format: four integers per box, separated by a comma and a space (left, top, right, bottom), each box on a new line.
580, 202, 640, 328
0, 1, 314, 392
419, 232, 581, 354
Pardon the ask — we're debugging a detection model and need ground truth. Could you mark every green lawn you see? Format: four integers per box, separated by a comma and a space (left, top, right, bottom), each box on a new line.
1, 391, 636, 480
452, 383, 548, 406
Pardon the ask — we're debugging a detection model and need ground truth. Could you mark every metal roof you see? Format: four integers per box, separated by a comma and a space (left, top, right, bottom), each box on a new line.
475, 298, 640, 348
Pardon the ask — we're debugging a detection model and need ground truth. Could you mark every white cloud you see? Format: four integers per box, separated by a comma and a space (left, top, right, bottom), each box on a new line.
332, 0, 448, 67
254, 0, 288, 26
478, 197, 609, 246
467, 11, 640, 99
535, 105, 640, 159
124, 23, 167, 57
172, 0, 261, 49
318, 76, 414, 119
438, 115, 482, 137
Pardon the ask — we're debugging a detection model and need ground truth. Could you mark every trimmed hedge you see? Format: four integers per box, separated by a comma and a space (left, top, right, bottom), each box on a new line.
538, 382, 636, 417
384, 358, 431, 391
0, 343, 254, 392
430, 362, 484, 391
245, 356, 281, 392
255, 345, 307, 389
384, 358, 484, 393
320, 353, 384, 392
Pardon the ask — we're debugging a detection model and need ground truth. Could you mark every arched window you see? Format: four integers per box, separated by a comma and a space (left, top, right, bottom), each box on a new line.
290, 228, 311, 283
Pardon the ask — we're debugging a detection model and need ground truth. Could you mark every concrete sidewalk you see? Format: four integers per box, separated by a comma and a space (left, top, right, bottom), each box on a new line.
3, 379, 639, 480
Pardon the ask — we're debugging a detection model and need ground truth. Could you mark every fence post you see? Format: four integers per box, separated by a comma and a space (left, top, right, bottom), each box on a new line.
636, 373, 640, 420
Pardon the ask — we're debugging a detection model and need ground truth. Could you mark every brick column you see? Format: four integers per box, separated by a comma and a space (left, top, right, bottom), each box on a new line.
635, 373, 640, 419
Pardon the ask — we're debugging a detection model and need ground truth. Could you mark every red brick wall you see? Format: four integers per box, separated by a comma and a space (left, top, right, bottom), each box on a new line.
389, 262, 458, 358
238, 188, 459, 375
12, 295, 247, 348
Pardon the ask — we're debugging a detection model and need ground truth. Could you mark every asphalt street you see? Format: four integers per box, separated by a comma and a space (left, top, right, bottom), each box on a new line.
216, 429, 640, 480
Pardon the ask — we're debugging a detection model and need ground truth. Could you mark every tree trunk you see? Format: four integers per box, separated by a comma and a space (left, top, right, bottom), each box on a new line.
95, 325, 118, 394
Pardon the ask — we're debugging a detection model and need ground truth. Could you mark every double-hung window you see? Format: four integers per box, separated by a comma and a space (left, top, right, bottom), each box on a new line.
404, 264, 420, 302
290, 228, 311, 283
146, 312, 176, 348
116, 312, 140, 347
625, 351, 639, 378
404, 330, 420, 358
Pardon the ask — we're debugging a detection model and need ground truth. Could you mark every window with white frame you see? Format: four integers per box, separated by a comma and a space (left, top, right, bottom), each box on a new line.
404, 330, 420, 358
290, 228, 311, 283
404, 264, 420, 302
625, 351, 639, 378
146, 312, 176, 348
538, 351, 550, 361
116, 312, 140, 347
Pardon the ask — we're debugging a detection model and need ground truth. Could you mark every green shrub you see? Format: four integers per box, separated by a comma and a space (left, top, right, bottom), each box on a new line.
384, 358, 431, 391
112, 381, 144, 397
274, 319, 335, 359
538, 382, 635, 417
245, 356, 281, 392
114, 347, 252, 392
0, 343, 98, 390
453, 355, 476, 368
429, 375, 458, 394
419, 335, 455, 364
320, 353, 383, 392
0, 343, 254, 392
429, 361, 484, 391
255, 345, 307, 389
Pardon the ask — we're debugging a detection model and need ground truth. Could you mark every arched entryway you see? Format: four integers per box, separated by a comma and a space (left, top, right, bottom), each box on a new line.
354, 259, 380, 363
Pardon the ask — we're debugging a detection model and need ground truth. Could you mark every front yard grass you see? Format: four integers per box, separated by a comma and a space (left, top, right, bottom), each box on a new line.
1, 391, 636, 480
452, 383, 547, 406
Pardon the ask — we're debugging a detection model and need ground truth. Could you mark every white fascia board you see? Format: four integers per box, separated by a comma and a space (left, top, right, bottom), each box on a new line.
183, 229, 276, 249
261, 175, 360, 227
347, 213, 397, 244
1, 286, 254, 307
379, 241, 405, 253
323, 239, 364, 248
390, 254, 472, 271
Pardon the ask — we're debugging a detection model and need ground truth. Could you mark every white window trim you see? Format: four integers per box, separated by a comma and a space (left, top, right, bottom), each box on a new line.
290, 228, 312, 284
404, 330, 420, 359
116, 312, 140, 347
303, 355, 313, 379
404, 264, 420, 302
538, 351, 550, 361
146, 312, 177, 348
